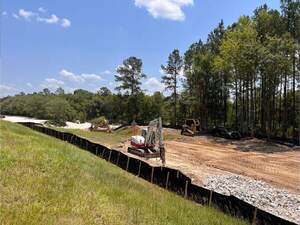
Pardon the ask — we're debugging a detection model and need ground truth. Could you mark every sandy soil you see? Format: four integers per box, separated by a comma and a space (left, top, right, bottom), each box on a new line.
119, 131, 300, 194
2, 115, 47, 124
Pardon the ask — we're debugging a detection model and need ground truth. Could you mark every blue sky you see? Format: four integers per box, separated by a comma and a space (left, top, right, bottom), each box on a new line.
0, 0, 280, 96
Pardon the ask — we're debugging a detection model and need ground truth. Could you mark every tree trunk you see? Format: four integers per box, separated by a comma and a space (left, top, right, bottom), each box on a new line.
250, 75, 254, 136
283, 73, 287, 138
292, 55, 296, 140
174, 73, 177, 126
235, 78, 238, 129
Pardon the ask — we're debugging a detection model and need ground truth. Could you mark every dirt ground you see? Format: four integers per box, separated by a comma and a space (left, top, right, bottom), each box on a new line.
119, 129, 300, 194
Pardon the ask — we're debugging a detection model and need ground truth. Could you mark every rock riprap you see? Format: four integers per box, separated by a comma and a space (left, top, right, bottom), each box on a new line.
204, 175, 300, 224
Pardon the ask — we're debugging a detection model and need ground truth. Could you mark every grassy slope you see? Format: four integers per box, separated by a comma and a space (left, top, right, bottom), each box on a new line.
0, 121, 246, 225
55, 126, 180, 148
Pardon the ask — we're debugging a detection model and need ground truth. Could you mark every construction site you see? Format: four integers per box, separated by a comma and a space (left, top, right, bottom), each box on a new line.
56, 117, 300, 224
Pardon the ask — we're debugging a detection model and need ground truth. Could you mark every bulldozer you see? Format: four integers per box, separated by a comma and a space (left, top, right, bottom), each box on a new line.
128, 117, 165, 165
181, 119, 200, 136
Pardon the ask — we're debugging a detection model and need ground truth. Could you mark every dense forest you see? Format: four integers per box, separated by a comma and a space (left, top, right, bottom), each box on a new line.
1, 0, 299, 142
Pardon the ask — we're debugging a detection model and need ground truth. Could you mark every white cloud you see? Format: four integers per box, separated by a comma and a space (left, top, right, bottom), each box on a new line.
2, 11, 7, 16
60, 69, 83, 82
103, 70, 112, 75
60, 69, 102, 83
38, 7, 46, 13
37, 15, 71, 28
12, 13, 19, 19
41, 78, 64, 90
134, 0, 193, 21
61, 18, 71, 28
19, 9, 35, 21
26, 82, 32, 87
143, 77, 164, 94
12, 8, 71, 28
81, 73, 102, 82
37, 14, 59, 24
0, 84, 17, 96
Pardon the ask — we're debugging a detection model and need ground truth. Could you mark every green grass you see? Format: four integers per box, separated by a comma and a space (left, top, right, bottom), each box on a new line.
0, 121, 247, 225
55, 127, 132, 148
55, 126, 180, 148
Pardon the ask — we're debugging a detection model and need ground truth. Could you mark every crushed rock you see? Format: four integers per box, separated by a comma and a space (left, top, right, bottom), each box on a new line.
204, 175, 300, 224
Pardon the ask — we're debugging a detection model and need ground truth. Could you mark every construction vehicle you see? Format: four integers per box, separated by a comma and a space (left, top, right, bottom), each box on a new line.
181, 119, 200, 136
128, 117, 165, 164
89, 116, 111, 132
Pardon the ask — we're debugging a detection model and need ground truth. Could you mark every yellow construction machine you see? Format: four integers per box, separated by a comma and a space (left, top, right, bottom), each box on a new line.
181, 119, 200, 136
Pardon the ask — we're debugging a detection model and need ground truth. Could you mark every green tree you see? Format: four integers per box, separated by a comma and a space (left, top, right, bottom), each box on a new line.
161, 49, 183, 126
55, 87, 65, 95
44, 98, 76, 125
97, 87, 112, 96
115, 56, 146, 96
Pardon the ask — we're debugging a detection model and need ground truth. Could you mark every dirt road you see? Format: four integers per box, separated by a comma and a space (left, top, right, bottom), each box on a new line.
122, 134, 300, 193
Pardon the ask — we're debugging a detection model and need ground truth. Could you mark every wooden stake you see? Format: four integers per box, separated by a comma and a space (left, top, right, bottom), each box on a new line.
126, 157, 130, 171
252, 207, 257, 225
108, 150, 112, 162
116, 152, 120, 165
151, 167, 154, 183
165, 172, 170, 189
209, 190, 213, 207
138, 161, 141, 177
184, 180, 189, 198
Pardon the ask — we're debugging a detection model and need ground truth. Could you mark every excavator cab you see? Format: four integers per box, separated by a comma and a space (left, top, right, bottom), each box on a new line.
181, 119, 200, 136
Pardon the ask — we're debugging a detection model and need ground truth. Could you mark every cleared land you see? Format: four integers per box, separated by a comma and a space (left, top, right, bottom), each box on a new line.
58, 126, 300, 193
0, 121, 246, 225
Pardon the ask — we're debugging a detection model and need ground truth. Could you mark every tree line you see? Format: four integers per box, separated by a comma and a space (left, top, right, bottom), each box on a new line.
1, 0, 299, 141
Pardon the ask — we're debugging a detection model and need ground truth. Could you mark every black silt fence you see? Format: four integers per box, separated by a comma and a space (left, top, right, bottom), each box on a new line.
18, 122, 297, 225
188, 183, 210, 205
127, 157, 140, 176
138, 161, 153, 182
117, 152, 128, 170
102, 147, 111, 161
152, 167, 167, 188
256, 208, 295, 225
109, 149, 119, 165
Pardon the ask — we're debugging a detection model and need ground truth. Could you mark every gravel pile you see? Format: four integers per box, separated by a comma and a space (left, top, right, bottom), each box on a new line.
204, 175, 300, 224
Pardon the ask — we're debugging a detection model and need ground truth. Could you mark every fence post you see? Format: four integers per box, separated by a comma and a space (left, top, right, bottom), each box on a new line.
101, 149, 105, 158
151, 167, 154, 183
165, 171, 170, 189
184, 180, 189, 198
177, 170, 179, 178
96, 146, 98, 156
252, 207, 257, 225
138, 161, 141, 177
126, 157, 130, 171
209, 190, 213, 207
108, 150, 112, 162
116, 152, 120, 165
86, 140, 88, 150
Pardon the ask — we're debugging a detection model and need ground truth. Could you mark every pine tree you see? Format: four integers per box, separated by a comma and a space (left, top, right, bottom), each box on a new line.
115, 56, 146, 96
161, 49, 183, 126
